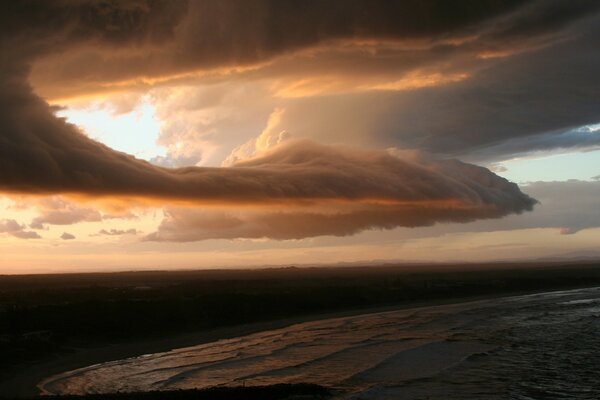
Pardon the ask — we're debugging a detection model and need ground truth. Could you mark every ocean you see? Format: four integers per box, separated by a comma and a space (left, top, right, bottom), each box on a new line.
40, 287, 600, 399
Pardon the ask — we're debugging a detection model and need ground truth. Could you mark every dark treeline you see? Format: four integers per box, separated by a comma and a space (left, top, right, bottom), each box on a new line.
1, 262, 600, 383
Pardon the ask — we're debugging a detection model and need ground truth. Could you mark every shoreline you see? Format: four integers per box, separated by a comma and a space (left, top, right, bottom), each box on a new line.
2, 285, 598, 398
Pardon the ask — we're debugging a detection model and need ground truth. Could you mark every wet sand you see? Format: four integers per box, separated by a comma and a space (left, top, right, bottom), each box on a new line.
1, 295, 499, 398
1, 288, 592, 398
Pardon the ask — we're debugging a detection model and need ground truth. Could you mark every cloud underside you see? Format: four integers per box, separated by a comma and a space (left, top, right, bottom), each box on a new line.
151, 180, 600, 243
5, 0, 578, 241
146, 201, 529, 242
0, 60, 534, 208
3, 0, 600, 166
0, 74, 536, 239
1, 21, 537, 243
23, 0, 528, 98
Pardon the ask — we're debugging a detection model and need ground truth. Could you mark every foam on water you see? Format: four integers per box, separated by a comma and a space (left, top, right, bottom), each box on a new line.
39, 287, 600, 399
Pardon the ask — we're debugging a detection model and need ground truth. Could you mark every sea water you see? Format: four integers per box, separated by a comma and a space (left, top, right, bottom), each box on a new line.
40, 287, 600, 399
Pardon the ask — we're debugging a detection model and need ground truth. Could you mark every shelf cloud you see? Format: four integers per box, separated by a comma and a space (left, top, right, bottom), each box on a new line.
144, 141, 536, 241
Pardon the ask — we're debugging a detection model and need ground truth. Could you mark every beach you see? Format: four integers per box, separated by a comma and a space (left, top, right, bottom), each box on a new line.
37, 286, 600, 399
1, 290, 537, 398
3, 263, 600, 399
1, 297, 475, 398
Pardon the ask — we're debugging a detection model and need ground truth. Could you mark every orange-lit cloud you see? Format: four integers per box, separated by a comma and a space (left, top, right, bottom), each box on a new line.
146, 200, 505, 241
270, 71, 471, 98
22, 0, 592, 103
139, 140, 537, 241
5, 0, 600, 250
0, 219, 41, 240
29, 197, 102, 229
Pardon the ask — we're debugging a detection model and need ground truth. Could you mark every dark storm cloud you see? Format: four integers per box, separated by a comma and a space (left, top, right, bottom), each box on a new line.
0, 0, 530, 219
465, 127, 600, 163
6, 0, 587, 236
146, 197, 533, 241
2, 1, 598, 156
0, 0, 186, 51
143, 142, 537, 241
24, 0, 530, 97
397, 25, 600, 157
0, 107, 537, 208
477, 0, 599, 41
27, 0, 600, 103
269, 17, 600, 159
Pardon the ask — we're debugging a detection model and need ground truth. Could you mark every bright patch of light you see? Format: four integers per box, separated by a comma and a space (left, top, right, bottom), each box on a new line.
496, 149, 600, 183
57, 100, 166, 161
583, 123, 600, 133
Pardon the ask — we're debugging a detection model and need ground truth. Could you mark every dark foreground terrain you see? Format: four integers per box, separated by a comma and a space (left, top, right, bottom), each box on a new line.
20, 384, 331, 400
1, 261, 600, 397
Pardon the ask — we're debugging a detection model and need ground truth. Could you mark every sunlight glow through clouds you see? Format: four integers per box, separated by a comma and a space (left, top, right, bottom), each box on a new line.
56, 93, 600, 185
57, 99, 166, 161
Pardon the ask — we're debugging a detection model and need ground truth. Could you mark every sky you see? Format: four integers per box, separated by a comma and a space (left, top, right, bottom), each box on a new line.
0, 0, 599, 274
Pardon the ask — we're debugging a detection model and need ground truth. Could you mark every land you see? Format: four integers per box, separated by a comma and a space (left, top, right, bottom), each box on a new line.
26, 384, 331, 400
1, 261, 600, 398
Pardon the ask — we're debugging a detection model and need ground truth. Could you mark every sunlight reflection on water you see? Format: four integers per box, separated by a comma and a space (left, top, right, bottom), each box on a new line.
40, 287, 600, 399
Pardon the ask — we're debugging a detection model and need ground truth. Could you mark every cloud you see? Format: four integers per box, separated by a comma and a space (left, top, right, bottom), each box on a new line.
0, 46, 539, 240
145, 142, 536, 241
25, 0, 535, 99
255, 20, 600, 161
521, 180, 600, 235
144, 202, 519, 242
0, 219, 41, 239
148, 81, 276, 167
464, 127, 600, 163
369, 179, 600, 240
222, 108, 290, 166
60, 232, 75, 240
0, 66, 536, 211
96, 228, 139, 236
29, 197, 102, 229
8, 0, 592, 246
1, 1, 598, 188
0, 38, 538, 236
559, 227, 579, 235
474, 179, 600, 235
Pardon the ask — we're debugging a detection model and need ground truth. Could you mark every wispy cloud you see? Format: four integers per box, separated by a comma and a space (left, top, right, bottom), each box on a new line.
0, 219, 41, 239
